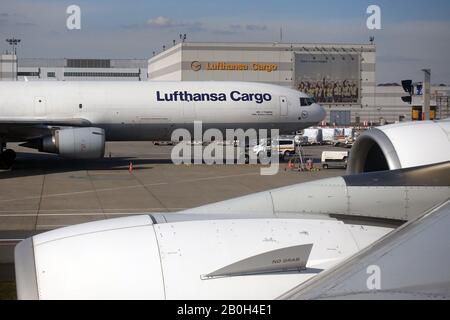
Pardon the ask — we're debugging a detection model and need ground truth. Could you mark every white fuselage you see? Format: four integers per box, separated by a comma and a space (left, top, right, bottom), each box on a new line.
0, 81, 325, 141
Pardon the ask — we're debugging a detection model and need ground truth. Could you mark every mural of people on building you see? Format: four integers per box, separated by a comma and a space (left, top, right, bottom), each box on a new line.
295, 53, 360, 104
297, 79, 359, 103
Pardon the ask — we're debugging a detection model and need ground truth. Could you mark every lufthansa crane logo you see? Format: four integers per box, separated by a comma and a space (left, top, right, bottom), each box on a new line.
191, 61, 201, 72
301, 111, 309, 119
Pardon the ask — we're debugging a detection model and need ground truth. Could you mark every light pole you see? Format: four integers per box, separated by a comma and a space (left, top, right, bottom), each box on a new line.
6, 38, 21, 81
422, 69, 431, 120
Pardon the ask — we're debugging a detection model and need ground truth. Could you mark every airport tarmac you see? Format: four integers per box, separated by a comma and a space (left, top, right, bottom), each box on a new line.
0, 142, 347, 231
0, 142, 347, 297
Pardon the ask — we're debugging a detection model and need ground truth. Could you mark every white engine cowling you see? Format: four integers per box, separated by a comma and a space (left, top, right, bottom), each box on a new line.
41, 127, 105, 159
14, 215, 391, 300
347, 120, 450, 174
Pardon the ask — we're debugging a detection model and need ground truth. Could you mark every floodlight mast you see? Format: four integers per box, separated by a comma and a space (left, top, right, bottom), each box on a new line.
6, 38, 21, 81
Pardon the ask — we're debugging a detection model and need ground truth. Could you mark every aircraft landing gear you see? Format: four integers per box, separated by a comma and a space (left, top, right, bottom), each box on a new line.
0, 143, 16, 169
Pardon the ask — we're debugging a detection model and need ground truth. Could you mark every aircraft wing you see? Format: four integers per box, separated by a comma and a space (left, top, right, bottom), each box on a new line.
0, 117, 91, 141
12, 164, 450, 299
279, 200, 450, 300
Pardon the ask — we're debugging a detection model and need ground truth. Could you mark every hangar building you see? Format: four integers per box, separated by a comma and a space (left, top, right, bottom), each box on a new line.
148, 42, 449, 124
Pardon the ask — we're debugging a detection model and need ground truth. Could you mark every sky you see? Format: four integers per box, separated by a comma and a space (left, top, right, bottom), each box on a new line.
0, 0, 449, 83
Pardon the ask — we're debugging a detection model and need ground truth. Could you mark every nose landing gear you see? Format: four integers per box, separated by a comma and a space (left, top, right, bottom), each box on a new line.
0, 143, 16, 169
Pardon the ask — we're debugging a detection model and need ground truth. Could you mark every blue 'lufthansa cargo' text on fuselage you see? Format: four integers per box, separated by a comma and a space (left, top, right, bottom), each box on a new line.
156, 91, 272, 104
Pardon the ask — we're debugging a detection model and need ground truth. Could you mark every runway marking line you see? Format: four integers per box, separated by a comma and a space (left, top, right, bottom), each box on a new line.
0, 207, 185, 213
0, 211, 185, 217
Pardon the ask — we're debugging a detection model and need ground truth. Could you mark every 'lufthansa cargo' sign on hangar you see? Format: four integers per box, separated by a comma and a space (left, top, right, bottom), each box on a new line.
191, 61, 278, 72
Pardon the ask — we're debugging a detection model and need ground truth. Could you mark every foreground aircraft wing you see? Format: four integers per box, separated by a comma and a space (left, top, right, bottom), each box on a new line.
181, 162, 450, 224
279, 200, 450, 300
0, 117, 91, 141
13, 163, 450, 299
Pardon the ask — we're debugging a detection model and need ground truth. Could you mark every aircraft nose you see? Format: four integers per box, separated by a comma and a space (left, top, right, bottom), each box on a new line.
313, 103, 327, 122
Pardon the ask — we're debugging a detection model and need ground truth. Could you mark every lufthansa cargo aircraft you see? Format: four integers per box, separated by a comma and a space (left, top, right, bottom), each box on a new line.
0, 81, 325, 167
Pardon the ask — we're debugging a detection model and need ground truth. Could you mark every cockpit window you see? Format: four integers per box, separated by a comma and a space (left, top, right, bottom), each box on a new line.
300, 97, 316, 106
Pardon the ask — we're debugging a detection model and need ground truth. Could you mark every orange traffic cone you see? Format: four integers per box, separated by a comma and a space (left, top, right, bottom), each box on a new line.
288, 160, 293, 170
128, 162, 133, 173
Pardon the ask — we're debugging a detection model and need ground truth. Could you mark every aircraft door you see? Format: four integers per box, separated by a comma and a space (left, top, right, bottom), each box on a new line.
34, 96, 47, 116
280, 96, 288, 117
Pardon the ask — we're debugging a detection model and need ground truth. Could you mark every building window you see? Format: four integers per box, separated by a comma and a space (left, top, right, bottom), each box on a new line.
18, 72, 39, 77
67, 59, 111, 68
47, 72, 55, 78
64, 72, 139, 77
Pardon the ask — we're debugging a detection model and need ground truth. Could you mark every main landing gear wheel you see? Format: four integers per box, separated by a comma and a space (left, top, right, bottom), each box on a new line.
0, 149, 16, 169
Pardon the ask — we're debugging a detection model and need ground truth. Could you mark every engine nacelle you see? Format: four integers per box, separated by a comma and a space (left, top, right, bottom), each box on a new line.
41, 127, 105, 159
14, 215, 391, 300
347, 120, 450, 174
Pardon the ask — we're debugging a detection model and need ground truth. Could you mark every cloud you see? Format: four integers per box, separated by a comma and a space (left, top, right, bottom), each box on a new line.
147, 16, 173, 27
212, 23, 268, 35
377, 55, 423, 63
225, 24, 267, 32
0, 11, 36, 27
245, 24, 267, 31
16, 21, 37, 27
145, 16, 204, 32
212, 29, 240, 35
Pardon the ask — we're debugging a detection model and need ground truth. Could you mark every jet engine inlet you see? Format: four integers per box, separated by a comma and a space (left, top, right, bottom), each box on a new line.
347, 120, 450, 175
347, 128, 401, 174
